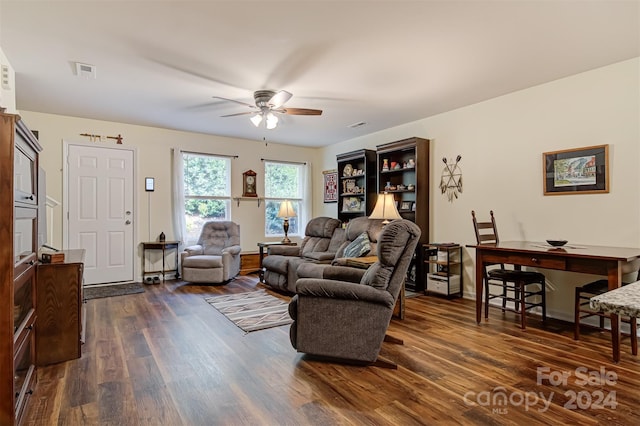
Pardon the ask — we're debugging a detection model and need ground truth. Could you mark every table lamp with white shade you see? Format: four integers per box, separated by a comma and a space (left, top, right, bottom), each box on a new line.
277, 200, 297, 243
369, 192, 401, 224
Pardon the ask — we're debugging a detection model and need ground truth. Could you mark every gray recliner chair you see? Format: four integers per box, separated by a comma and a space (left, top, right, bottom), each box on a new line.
181, 221, 241, 284
288, 219, 421, 366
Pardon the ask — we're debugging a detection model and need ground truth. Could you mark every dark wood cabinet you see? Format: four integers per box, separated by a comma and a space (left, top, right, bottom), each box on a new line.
1, 112, 42, 426
336, 149, 377, 224
377, 137, 430, 291
36, 250, 85, 366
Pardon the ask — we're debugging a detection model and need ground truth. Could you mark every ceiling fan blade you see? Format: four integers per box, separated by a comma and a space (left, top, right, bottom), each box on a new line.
221, 111, 256, 117
212, 96, 257, 109
268, 90, 293, 108
283, 108, 323, 116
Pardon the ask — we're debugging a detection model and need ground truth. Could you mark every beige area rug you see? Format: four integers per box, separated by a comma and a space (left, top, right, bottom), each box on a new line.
205, 289, 293, 333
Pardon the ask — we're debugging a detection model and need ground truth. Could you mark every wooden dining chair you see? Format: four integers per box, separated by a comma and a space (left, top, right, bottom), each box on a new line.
574, 263, 639, 355
471, 210, 547, 329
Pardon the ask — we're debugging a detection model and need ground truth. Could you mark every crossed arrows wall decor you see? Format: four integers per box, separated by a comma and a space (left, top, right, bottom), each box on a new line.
439, 155, 462, 202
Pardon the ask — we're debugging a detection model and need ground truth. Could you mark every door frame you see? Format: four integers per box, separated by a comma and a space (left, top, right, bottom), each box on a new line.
62, 140, 137, 282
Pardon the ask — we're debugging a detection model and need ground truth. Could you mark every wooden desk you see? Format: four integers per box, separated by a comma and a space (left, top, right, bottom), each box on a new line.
468, 241, 640, 362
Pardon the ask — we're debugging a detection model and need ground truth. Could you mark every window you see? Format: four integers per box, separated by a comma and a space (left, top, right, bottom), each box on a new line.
182, 152, 231, 243
264, 161, 304, 237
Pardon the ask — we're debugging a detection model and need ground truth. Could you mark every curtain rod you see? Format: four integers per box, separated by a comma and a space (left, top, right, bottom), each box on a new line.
180, 150, 238, 159
261, 158, 307, 165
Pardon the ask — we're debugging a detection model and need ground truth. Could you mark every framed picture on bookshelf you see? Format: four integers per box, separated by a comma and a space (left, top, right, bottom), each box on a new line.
400, 201, 413, 211
342, 197, 361, 212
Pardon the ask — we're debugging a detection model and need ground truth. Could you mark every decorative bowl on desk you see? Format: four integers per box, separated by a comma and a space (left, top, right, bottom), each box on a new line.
546, 239, 568, 247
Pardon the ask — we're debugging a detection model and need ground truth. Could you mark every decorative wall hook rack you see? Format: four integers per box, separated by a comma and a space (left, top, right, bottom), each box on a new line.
80, 133, 123, 144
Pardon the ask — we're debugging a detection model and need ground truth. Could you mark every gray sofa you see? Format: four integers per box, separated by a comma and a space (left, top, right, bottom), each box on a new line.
288, 219, 421, 365
296, 216, 385, 282
262, 217, 343, 293
262, 216, 386, 293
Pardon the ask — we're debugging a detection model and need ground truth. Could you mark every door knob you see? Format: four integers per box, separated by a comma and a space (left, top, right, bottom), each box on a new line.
125, 220, 131, 225
126, 211, 131, 215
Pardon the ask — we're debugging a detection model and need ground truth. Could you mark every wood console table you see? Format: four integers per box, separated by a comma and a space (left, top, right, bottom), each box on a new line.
468, 241, 640, 362
142, 241, 180, 282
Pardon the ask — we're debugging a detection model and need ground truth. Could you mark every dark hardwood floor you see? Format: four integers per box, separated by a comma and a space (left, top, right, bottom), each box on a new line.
25, 275, 640, 425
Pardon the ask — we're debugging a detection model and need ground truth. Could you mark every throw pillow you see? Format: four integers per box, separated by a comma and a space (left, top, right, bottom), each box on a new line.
343, 232, 371, 258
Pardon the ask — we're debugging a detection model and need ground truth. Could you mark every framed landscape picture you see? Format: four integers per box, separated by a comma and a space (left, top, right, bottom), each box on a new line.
323, 169, 338, 203
543, 144, 609, 195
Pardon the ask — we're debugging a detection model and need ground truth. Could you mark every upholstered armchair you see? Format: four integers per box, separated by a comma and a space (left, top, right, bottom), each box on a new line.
181, 221, 241, 284
288, 219, 421, 366
262, 216, 343, 293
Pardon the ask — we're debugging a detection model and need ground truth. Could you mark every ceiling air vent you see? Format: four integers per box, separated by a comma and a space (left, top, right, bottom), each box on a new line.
75, 62, 97, 79
348, 121, 367, 129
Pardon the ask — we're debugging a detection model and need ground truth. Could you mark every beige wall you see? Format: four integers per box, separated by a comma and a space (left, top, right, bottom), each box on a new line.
18, 111, 318, 279
15, 55, 640, 321
316, 58, 640, 321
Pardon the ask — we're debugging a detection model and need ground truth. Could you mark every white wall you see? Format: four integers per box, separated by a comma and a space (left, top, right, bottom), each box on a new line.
18, 111, 318, 280
316, 58, 640, 321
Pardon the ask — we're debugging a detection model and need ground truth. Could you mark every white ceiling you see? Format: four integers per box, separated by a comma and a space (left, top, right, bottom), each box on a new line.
1, 1, 638, 148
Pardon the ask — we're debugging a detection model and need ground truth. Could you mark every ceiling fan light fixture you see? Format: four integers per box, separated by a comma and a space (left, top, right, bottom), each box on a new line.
250, 114, 263, 127
265, 112, 278, 130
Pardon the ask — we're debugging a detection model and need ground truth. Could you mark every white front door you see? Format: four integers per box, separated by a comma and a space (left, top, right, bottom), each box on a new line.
66, 143, 135, 285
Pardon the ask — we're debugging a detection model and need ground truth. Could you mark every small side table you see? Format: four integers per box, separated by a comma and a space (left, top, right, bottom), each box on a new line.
423, 243, 463, 298
257, 241, 297, 283
345, 255, 378, 269
344, 255, 404, 319
142, 241, 180, 282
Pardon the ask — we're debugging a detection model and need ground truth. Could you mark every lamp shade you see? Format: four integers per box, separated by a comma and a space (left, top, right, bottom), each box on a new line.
265, 112, 279, 130
250, 114, 263, 127
277, 200, 296, 218
369, 192, 401, 222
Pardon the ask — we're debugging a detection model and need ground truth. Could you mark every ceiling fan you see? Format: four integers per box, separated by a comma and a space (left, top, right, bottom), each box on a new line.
213, 90, 322, 129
